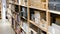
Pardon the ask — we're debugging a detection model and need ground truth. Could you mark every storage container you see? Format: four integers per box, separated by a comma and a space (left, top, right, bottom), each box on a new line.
48, 2, 56, 10
49, 2, 60, 11
56, 4, 60, 11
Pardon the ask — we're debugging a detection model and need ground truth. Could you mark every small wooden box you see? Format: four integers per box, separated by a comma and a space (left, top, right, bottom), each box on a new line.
29, 0, 46, 9
29, 0, 41, 8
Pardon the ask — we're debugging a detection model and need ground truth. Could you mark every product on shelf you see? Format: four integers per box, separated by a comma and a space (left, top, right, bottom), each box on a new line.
21, 7, 27, 19
50, 13, 60, 26
12, 17, 15, 28
29, 0, 46, 9
17, 13, 20, 22
48, 2, 56, 10
55, 17, 60, 25
40, 19, 47, 29
30, 9, 34, 21
48, 23, 60, 34
34, 11, 40, 24
20, 7, 23, 16
15, 5, 19, 12
31, 14, 35, 21
40, 12, 46, 20
29, 23, 39, 34
55, 4, 60, 11
30, 9, 41, 24
21, 20, 28, 32
48, 1, 60, 11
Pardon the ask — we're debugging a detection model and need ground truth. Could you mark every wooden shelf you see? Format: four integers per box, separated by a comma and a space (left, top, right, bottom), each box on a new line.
49, 10, 60, 15
41, 2, 46, 4
29, 6, 46, 11
20, 19, 28, 34
29, 20, 39, 27
20, 5, 27, 7
7, 0, 60, 34
29, 20, 48, 32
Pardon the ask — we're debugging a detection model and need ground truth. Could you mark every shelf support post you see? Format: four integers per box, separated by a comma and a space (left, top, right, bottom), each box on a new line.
1, 0, 7, 21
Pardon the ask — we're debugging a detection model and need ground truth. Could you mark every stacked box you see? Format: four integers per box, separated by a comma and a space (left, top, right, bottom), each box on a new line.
56, 4, 60, 11
48, 2, 60, 11
48, 2, 56, 10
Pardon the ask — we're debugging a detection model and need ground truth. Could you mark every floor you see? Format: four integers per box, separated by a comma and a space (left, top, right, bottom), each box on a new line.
0, 20, 15, 34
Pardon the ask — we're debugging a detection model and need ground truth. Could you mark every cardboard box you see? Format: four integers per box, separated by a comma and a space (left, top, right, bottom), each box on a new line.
56, 17, 60, 25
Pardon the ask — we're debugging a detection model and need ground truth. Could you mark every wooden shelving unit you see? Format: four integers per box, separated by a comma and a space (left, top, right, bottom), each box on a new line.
7, 0, 60, 34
